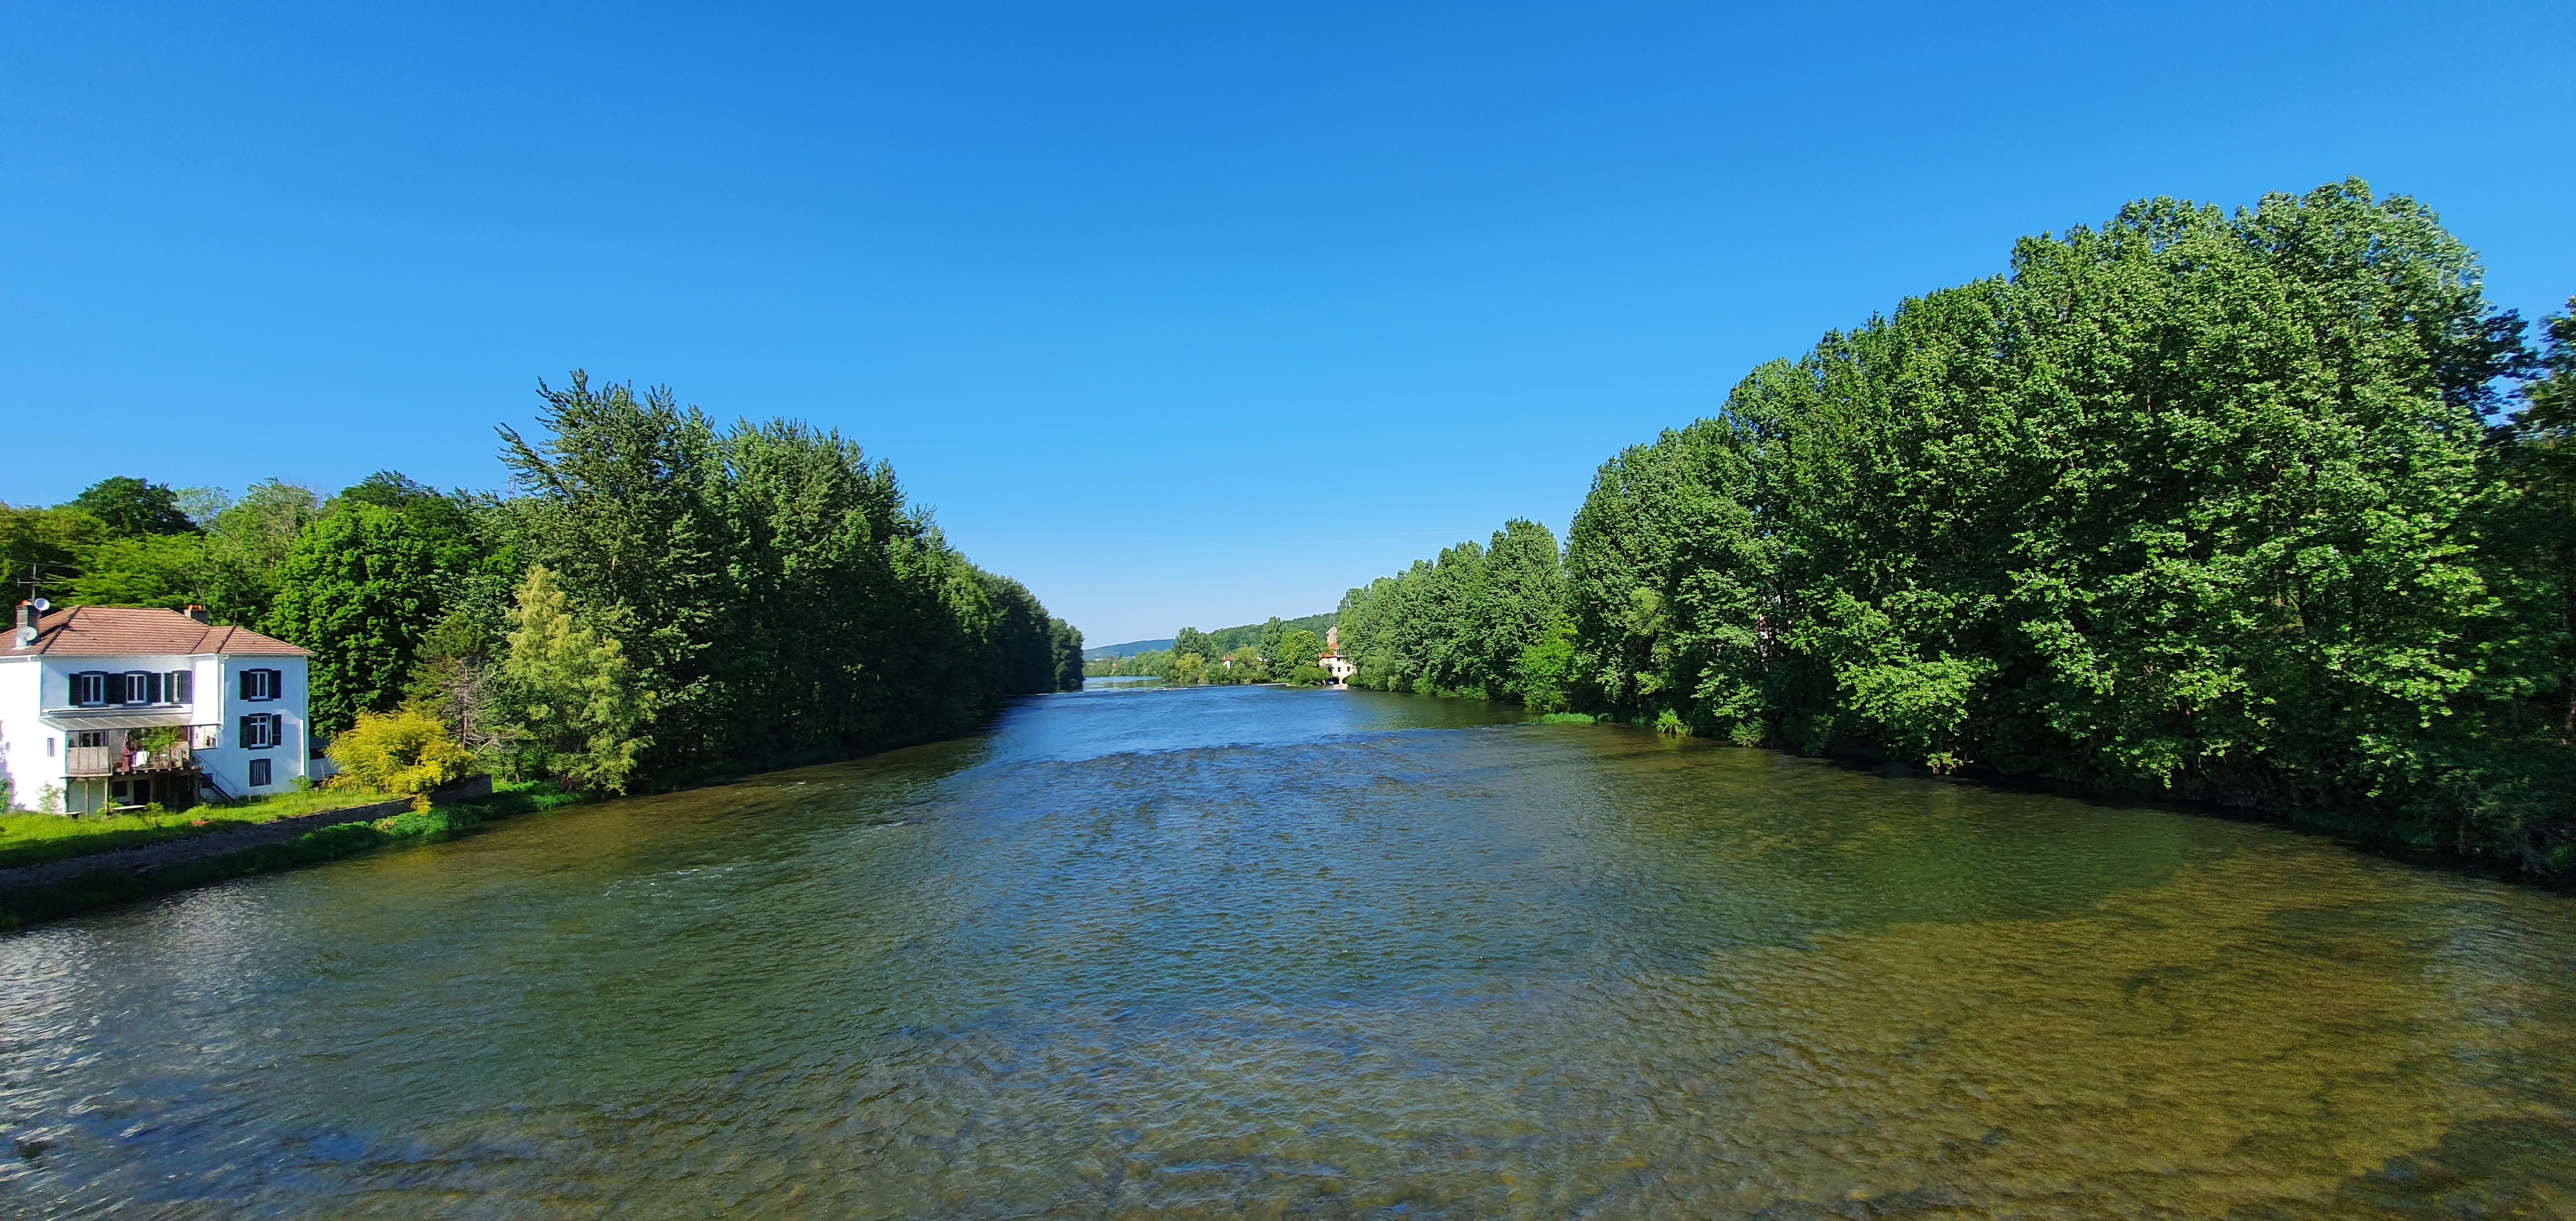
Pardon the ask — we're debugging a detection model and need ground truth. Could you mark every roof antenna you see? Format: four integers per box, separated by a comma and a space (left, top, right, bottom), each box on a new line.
13, 565, 42, 647
13, 562, 53, 647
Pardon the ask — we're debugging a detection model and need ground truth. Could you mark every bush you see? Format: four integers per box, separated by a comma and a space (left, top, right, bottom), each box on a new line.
326, 709, 476, 800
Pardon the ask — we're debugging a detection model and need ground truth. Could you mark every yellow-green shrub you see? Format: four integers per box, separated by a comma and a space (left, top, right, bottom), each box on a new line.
326, 710, 476, 799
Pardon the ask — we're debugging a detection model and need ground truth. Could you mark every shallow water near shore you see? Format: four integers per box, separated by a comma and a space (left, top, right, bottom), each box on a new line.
4, 685, 2574, 1217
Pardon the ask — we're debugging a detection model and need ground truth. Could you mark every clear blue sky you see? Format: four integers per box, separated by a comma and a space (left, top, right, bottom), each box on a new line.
4, 3, 2571, 645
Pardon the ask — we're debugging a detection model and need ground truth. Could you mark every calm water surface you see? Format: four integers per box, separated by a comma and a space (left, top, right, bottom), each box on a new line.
5, 686, 2575, 1218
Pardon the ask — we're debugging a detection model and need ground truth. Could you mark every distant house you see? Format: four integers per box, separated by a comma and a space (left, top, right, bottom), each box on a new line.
1319, 627, 1357, 688
1, 602, 315, 813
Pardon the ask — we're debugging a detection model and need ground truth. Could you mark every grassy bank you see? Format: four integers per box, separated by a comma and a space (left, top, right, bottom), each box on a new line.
0, 782, 585, 930
0, 787, 404, 872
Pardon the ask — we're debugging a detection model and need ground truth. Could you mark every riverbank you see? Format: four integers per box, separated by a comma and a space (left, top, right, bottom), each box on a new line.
0, 714, 1024, 931
0, 780, 583, 930
0, 786, 406, 873
1404, 689, 2576, 890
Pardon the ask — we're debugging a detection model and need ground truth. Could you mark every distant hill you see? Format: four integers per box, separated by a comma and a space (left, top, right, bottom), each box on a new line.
1083, 638, 1175, 661
1081, 612, 1336, 662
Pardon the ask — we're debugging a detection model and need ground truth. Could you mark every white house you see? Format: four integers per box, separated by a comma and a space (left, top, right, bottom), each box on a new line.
1319, 626, 1358, 688
1, 601, 315, 815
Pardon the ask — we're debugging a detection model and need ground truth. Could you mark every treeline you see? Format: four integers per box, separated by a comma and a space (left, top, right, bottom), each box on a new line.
1201, 613, 1332, 656
1084, 614, 1334, 686
1336, 519, 1569, 704
3, 373, 1083, 793
1339, 181, 2576, 874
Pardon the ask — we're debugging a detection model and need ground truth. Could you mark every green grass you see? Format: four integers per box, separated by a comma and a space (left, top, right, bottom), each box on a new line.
0, 780, 585, 929
0, 786, 401, 871
1539, 712, 1598, 724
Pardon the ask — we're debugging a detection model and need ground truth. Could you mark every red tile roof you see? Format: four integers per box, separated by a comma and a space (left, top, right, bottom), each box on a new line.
7, 606, 308, 658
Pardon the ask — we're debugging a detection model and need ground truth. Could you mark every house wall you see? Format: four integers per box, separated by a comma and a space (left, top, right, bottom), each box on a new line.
0, 659, 43, 812
0, 652, 312, 812
203, 655, 312, 799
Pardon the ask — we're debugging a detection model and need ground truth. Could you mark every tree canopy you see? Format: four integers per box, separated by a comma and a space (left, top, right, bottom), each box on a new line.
23, 372, 1080, 795
496, 372, 1081, 781
1341, 181, 2574, 874
69, 476, 195, 537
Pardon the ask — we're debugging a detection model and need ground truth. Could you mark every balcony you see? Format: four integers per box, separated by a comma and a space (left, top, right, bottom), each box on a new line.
63, 726, 219, 778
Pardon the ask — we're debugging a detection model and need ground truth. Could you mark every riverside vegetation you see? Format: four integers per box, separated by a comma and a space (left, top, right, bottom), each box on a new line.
1082, 614, 1336, 686
1339, 181, 2576, 876
2, 374, 1085, 810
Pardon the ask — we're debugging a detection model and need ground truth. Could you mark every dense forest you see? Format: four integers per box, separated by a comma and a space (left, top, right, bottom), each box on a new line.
2, 374, 1083, 795
1340, 181, 2576, 875
1083, 613, 1335, 685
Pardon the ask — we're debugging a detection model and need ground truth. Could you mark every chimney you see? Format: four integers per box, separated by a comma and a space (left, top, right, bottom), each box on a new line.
13, 602, 35, 647
184, 604, 210, 624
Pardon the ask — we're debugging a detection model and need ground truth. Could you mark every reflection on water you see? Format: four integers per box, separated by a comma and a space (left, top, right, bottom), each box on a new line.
3, 686, 2573, 1217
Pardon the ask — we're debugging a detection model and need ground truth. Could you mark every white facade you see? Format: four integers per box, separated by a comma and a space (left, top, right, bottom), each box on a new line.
1, 607, 314, 815
1319, 626, 1358, 688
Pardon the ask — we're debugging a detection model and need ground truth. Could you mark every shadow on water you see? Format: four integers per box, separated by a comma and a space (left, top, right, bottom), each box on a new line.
2, 685, 2573, 1217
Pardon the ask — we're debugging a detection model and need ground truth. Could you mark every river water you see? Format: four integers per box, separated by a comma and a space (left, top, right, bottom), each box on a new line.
5, 685, 2575, 1218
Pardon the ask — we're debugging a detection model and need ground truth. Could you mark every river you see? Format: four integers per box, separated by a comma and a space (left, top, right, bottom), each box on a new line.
4, 685, 2574, 1217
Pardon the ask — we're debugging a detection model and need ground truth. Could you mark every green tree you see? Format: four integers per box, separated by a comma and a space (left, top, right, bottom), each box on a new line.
1516, 614, 1580, 713
1276, 628, 1323, 684
501, 374, 727, 764
64, 533, 213, 609
1336, 518, 1566, 703
1341, 181, 2566, 869
499, 372, 1078, 783
405, 608, 507, 759
1257, 617, 1285, 673
1202, 614, 1331, 655
200, 480, 323, 625
266, 503, 446, 736
69, 476, 195, 536
499, 565, 652, 793
0, 505, 106, 603
2496, 298, 2576, 745
1545, 179, 2563, 868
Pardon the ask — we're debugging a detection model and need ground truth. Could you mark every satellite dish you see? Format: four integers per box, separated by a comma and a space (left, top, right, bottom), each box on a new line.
30, 598, 49, 612
14, 626, 34, 647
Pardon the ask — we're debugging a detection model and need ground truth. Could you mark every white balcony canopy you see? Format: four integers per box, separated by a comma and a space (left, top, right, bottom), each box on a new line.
40, 708, 201, 730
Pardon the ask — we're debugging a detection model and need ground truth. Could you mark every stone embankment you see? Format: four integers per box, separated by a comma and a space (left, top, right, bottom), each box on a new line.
0, 777, 494, 893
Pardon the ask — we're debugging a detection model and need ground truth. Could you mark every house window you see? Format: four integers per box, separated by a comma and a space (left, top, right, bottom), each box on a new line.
69, 731, 107, 749
168, 670, 192, 704
239, 714, 282, 750
248, 758, 272, 788
69, 672, 107, 707
118, 671, 160, 706
240, 669, 281, 702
